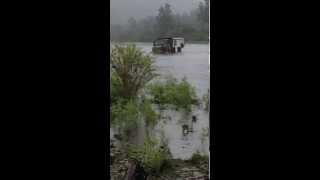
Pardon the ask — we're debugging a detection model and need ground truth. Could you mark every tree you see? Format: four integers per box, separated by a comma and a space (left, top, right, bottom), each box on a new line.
197, 0, 209, 35
110, 24, 125, 42
156, 3, 174, 36
198, 0, 209, 24
126, 17, 138, 41
139, 16, 156, 42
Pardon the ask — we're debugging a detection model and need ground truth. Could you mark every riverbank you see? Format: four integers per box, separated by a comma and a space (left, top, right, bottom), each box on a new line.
111, 143, 209, 180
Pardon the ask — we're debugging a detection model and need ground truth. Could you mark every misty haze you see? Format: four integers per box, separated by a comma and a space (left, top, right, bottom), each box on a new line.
111, 0, 203, 25
110, 0, 208, 42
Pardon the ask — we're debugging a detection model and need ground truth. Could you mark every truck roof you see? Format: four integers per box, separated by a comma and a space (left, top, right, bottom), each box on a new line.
155, 37, 184, 41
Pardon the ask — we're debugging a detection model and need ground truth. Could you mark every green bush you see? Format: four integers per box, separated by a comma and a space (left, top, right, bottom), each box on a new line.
140, 99, 159, 128
110, 44, 161, 142
147, 76, 198, 111
110, 44, 158, 100
128, 136, 170, 175
111, 97, 163, 142
110, 72, 122, 104
111, 99, 140, 139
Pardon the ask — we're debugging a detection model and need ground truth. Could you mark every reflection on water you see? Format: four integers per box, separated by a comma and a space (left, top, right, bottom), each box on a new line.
110, 42, 210, 160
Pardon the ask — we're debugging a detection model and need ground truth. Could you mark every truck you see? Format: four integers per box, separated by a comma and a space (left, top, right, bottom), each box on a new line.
152, 37, 185, 54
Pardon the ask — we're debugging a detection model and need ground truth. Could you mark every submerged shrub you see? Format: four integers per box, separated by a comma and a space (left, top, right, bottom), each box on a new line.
110, 72, 123, 104
111, 99, 140, 140
110, 44, 161, 142
147, 76, 198, 111
140, 99, 159, 128
128, 136, 170, 175
111, 97, 163, 142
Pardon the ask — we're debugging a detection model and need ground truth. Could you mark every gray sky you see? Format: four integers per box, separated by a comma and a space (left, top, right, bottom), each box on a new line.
110, 0, 203, 25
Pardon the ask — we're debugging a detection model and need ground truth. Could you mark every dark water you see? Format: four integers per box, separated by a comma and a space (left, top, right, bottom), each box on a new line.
111, 43, 210, 159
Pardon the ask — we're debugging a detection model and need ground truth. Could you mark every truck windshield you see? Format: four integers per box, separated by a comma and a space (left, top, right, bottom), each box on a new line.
154, 39, 169, 46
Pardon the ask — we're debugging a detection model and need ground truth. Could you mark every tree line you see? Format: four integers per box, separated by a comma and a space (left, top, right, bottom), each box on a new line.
110, 0, 209, 42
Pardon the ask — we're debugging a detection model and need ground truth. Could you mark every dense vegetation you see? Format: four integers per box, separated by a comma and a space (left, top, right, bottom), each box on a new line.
128, 136, 171, 175
110, 0, 209, 42
147, 76, 198, 112
110, 44, 208, 175
110, 44, 159, 140
110, 44, 158, 100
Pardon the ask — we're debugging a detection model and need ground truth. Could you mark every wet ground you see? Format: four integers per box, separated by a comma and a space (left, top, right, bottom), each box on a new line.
111, 43, 210, 160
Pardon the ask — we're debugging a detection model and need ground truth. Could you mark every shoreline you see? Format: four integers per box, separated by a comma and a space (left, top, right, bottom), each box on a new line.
111, 144, 209, 180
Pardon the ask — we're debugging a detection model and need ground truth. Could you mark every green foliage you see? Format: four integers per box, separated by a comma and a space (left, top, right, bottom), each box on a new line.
110, 72, 122, 104
111, 98, 160, 133
111, 99, 140, 139
110, 44, 158, 100
140, 99, 159, 127
128, 136, 170, 175
147, 76, 198, 111
110, 44, 164, 143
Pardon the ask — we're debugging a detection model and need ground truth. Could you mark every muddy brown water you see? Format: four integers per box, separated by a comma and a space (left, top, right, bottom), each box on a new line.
110, 43, 210, 160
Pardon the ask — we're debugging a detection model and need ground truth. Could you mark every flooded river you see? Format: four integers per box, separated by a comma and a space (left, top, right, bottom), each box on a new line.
111, 43, 210, 160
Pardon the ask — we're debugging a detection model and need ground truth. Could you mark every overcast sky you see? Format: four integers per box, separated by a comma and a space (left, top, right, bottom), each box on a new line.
110, 0, 203, 25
